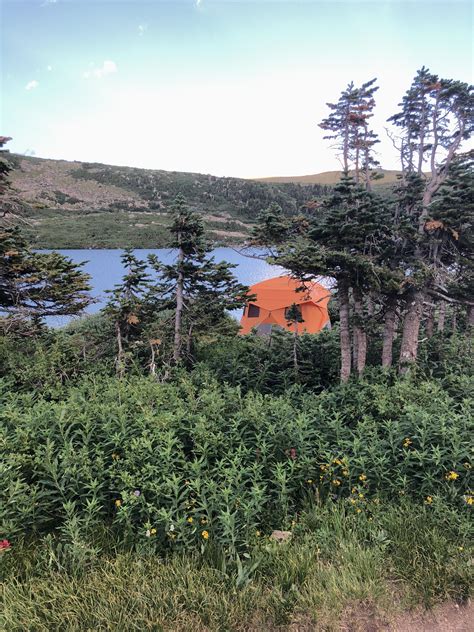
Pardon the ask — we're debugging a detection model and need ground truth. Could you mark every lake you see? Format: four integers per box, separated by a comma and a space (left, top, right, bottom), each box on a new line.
47, 247, 286, 326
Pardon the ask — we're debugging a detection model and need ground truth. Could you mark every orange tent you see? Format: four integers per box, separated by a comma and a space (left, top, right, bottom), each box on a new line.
239, 275, 331, 335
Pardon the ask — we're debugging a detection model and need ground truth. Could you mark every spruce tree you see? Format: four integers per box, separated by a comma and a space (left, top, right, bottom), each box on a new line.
148, 195, 249, 364
388, 69, 473, 371
105, 249, 152, 376
0, 227, 92, 326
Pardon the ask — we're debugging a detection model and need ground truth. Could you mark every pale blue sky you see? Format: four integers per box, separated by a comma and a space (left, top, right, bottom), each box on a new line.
1, 1, 472, 177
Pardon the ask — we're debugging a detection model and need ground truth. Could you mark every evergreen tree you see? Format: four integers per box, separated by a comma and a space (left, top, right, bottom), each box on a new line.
388, 69, 473, 371
285, 302, 304, 371
148, 195, 249, 364
0, 227, 92, 326
0, 136, 22, 224
104, 249, 152, 376
428, 151, 474, 329
319, 78, 379, 188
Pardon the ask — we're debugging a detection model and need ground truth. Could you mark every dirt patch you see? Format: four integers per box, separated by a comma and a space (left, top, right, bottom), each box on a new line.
211, 229, 249, 239
388, 600, 473, 632
336, 600, 473, 632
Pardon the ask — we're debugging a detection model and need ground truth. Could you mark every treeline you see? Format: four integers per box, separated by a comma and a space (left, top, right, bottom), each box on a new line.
253, 68, 473, 381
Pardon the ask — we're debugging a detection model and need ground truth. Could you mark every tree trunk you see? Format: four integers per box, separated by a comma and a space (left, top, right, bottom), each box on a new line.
353, 287, 367, 376
468, 305, 474, 332
399, 291, 424, 374
437, 301, 446, 333
425, 304, 434, 339
352, 327, 358, 371
338, 279, 352, 383
149, 340, 156, 376
186, 323, 194, 358
382, 301, 397, 369
115, 321, 125, 378
293, 323, 298, 373
173, 246, 184, 363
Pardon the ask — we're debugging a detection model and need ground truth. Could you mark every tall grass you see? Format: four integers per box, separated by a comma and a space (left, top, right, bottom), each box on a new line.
1, 502, 471, 631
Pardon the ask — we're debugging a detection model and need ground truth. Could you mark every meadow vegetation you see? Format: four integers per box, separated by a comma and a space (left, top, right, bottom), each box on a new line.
0, 68, 473, 630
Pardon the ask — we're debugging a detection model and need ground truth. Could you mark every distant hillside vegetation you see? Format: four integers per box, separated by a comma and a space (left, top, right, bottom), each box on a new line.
8, 154, 331, 249
255, 169, 403, 185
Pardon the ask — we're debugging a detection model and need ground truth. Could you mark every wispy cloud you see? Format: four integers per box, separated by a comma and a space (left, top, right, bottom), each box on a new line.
83, 60, 117, 80
195, 0, 202, 6
25, 80, 39, 91
138, 24, 148, 36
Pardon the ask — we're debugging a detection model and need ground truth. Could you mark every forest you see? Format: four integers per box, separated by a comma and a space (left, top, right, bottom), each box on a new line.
0, 68, 473, 630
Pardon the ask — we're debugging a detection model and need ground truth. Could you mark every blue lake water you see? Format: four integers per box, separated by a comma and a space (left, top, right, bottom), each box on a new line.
47, 247, 286, 326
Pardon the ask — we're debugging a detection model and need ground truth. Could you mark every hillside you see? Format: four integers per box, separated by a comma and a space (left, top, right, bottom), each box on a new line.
8, 154, 330, 249
255, 169, 403, 185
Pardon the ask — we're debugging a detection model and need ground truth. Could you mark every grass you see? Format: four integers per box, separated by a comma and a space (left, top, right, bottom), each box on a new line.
11, 153, 330, 249
21, 209, 251, 249
255, 169, 406, 186
1, 502, 471, 631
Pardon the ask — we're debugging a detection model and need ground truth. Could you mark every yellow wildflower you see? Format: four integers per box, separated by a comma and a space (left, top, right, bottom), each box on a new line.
112, 453, 120, 460
256, 530, 261, 537
359, 474, 367, 482
168, 532, 176, 540
426, 496, 433, 504
201, 530, 209, 540
356, 508, 361, 513
342, 469, 349, 476
187, 517, 193, 524
306, 479, 313, 484
150, 528, 157, 535
445, 471, 459, 481
350, 498, 357, 505
200, 518, 208, 525
332, 479, 341, 486
115, 499, 122, 507
465, 496, 473, 506
320, 464, 327, 471
458, 546, 464, 551
403, 438, 412, 448
358, 493, 364, 499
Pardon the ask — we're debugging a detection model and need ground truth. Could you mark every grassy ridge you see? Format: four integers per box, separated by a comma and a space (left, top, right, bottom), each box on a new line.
9, 154, 330, 248
255, 169, 404, 185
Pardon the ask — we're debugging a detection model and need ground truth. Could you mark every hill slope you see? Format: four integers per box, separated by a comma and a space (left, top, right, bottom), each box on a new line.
9, 154, 330, 249
255, 169, 403, 185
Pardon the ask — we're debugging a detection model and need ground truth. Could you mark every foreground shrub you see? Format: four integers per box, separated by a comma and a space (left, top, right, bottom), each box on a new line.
1, 372, 472, 558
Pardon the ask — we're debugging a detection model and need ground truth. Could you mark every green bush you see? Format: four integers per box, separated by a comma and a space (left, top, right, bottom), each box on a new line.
1, 372, 472, 560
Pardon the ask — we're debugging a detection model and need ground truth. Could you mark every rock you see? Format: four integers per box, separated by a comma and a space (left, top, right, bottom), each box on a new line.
270, 530, 292, 544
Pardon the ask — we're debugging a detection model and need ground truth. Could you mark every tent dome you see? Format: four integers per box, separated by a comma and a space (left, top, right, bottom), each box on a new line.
239, 275, 331, 335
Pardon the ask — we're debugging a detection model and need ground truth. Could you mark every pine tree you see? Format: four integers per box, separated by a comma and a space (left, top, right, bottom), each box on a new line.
0, 137, 22, 224
0, 227, 92, 326
148, 195, 249, 364
104, 249, 152, 376
319, 78, 379, 187
285, 302, 304, 372
388, 69, 473, 371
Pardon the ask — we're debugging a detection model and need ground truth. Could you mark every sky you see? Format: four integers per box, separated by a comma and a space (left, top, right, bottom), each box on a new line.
1, 0, 472, 178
